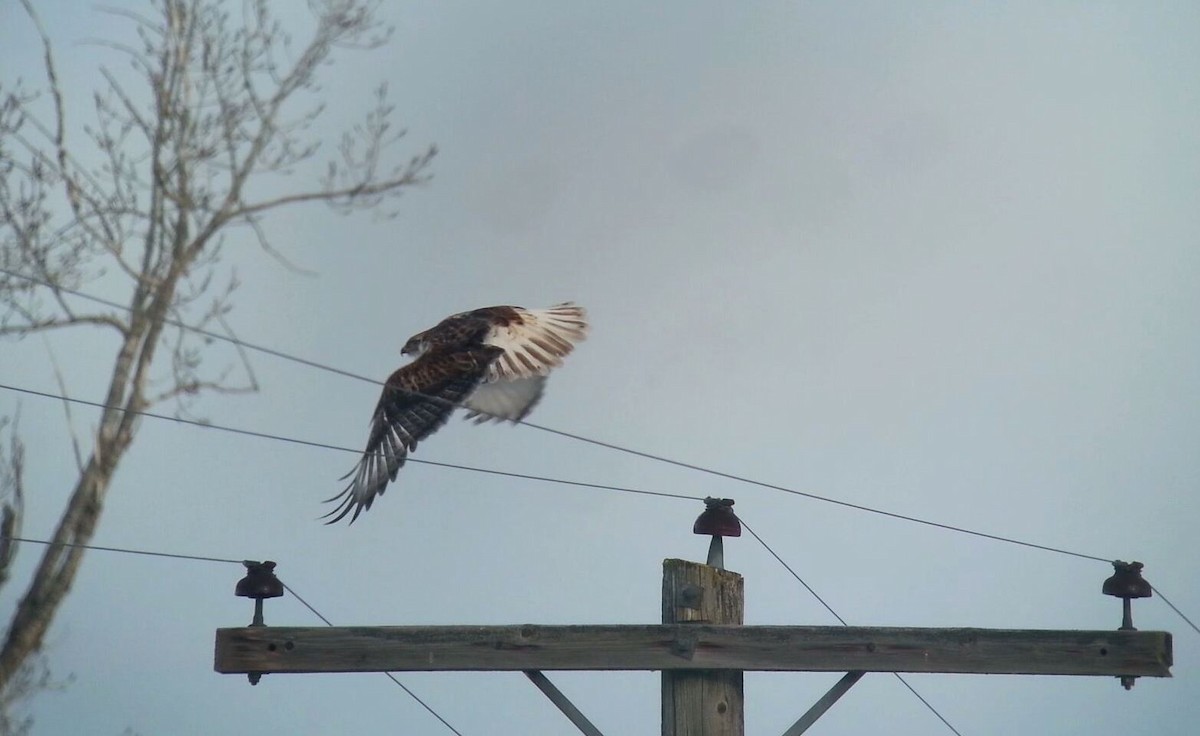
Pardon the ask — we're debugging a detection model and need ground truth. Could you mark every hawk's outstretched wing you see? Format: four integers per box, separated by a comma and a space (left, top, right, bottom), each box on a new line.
325, 345, 502, 524
478, 303, 588, 382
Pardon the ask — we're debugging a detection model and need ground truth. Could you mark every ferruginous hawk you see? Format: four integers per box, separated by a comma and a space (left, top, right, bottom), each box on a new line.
325, 303, 587, 523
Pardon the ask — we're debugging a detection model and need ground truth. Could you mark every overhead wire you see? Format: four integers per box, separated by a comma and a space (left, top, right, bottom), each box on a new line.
0, 267, 381, 387
6, 456, 1192, 736
0, 382, 702, 504
278, 581, 466, 736
0, 383, 956, 733
6, 529, 962, 736
739, 517, 963, 735
1151, 587, 1200, 636
5, 535, 466, 736
5, 534, 242, 565
0, 266, 1152, 559
739, 518, 845, 626
0, 269, 1121, 562
1, 409, 1187, 736
0, 376, 1111, 563
2, 379, 1198, 640
2, 271, 1200, 672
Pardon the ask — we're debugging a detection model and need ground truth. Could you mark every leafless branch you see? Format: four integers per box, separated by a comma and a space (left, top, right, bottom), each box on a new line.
241, 213, 316, 276
234, 149, 435, 219
0, 315, 129, 338
42, 339, 86, 473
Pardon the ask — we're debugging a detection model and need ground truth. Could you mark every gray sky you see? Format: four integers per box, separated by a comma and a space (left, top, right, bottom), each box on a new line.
2, 1, 1198, 734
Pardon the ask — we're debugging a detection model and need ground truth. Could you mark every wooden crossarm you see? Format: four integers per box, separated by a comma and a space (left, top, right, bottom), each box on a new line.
214, 624, 1171, 677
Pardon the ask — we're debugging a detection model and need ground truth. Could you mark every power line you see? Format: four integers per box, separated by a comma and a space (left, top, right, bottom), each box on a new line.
0, 380, 1110, 561
279, 581, 466, 736
744, 508, 1196, 730
6, 535, 466, 735
739, 519, 845, 626
6, 535, 243, 565
893, 676, 964, 736
0, 266, 1187, 728
1, 519, 961, 732
10, 260, 1176, 726
740, 517, 963, 736
8, 478, 1195, 732
0, 382, 701, 504
7, 526, 1189, 736
1152, 587, 1200, 636
3, 267, 1197, 642
0, 270, 1159, 566
0, 417, 1185, 728
0, 267, 381, 387
0, 269, 1124, 564
4, 377, 1195, 638
8, 528, 960, 735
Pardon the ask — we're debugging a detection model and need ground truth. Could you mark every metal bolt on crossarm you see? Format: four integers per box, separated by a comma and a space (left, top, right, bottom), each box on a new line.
236, 560, 284, 685
1102, 560, 1153, 690
693, 497, 741, 570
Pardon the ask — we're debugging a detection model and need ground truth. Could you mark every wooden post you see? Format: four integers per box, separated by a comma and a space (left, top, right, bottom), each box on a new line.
662, 558, 744, 736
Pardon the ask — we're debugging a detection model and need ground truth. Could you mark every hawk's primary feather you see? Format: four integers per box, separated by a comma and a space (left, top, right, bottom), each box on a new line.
325, 303, 587, 524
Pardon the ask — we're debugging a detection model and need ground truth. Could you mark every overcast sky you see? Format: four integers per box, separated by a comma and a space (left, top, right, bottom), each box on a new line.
2, 1, 1198, 734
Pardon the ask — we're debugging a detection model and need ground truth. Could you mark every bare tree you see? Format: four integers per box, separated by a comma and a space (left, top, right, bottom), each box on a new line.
0, 0, 435, 704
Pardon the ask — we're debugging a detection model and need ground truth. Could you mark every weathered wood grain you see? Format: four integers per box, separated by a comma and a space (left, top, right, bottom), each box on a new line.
214, 624, 1171, 677
662, 558, 744, 736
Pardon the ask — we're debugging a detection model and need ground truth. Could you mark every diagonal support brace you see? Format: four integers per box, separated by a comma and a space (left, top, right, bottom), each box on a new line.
780, 670, 865, 736
523, 670, 606, 736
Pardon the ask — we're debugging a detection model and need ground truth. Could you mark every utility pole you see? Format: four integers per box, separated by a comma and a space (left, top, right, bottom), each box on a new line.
662, 558, 744, 735
215, 500, 1172, 735
662, 495, 744, 735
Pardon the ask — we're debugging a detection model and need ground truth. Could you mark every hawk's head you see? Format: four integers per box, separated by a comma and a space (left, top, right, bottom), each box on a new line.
401, 331, 428, 357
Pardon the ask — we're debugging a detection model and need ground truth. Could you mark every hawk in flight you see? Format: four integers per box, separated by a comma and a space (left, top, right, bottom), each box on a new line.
325, 303, 588, 523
